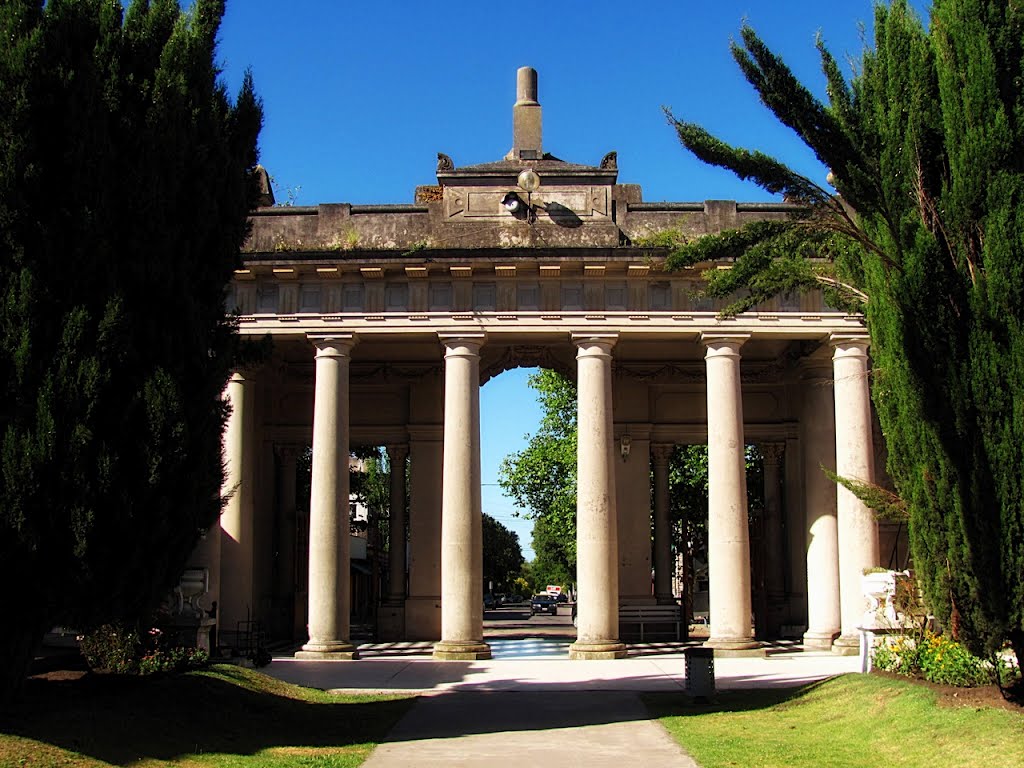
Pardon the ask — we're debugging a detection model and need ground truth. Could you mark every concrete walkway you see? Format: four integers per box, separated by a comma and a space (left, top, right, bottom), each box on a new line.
362, 690, 697, 767
265, 642, 860, 767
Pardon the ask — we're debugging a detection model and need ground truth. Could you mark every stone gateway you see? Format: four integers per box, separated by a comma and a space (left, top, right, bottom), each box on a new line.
185, 68, 903, 661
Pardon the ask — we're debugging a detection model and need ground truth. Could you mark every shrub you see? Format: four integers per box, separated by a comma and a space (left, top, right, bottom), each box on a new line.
80, 622, 209, 676
137, 646, 209, 675
80, 624, 141, 674
872, 631, 991, 687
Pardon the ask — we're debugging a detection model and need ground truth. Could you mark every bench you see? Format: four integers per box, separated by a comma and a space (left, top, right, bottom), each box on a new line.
619, 604, 683, 642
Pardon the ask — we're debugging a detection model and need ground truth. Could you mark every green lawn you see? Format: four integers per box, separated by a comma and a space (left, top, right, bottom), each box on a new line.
0, 665, 414, 768
646, 674, 1024, 768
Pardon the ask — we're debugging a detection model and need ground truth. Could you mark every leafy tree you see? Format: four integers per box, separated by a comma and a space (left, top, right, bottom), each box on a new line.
497, 369, 577, 578
668, 445, 764, 620
664, 0, 1024, 664
350, 447, 391, 542
668, 445, 709, 620
0, 0, 261, 700
481, 513, 525, 594
528, 513, 574, 591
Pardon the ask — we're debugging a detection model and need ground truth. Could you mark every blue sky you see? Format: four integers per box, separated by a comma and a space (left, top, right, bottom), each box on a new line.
212, 1, 924, 559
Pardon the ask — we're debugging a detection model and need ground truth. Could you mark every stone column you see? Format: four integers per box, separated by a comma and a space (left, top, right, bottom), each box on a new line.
433, 334, 490, 660
405, 426, 443, 640
220, 371, 255, 636
570, 334, 627, 660
296, 336, 358, 659
651, 444, 676, 605
702, 333, 759, 652
386, 443, 409, 602
801, 361, 841, 649
831, 334, 880, 653
274, 444, 301, 639
760, 442, 786, 638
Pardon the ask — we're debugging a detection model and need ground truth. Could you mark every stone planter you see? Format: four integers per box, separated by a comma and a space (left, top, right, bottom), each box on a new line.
861, 570, 905, 627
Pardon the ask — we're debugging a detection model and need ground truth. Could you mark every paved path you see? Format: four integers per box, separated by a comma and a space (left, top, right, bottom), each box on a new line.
361, 690, 698, 768
266, 640, 860, 767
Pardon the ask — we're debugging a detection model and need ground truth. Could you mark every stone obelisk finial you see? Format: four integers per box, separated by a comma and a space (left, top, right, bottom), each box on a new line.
506, 66, 542, 161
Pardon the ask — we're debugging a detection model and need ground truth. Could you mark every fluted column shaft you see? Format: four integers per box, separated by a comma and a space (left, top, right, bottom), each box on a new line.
652, 444, 675, 605
570, 334, 627, 660
386, 444, 409, 603
832, 335, 880, 652
434, 334, 490, 660
801, 361, 841, 649
298, 336, 358, 659
703, 334, 758, 651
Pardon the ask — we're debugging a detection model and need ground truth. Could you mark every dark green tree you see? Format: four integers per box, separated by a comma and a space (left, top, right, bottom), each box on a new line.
481, 513, 525, 594
664, 0, 1024, 664
0, 0, 261, 699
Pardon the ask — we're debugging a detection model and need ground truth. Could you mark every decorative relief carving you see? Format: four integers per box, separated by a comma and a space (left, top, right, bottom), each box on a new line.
614, 360, 785, 385
359, 364, 438, 382
614, 363, 704, 384
447, 190, 465, 218
600, 151, 618, 170
480, 345, 573, 384
436, 153, 455, 171
279, 361, 438, 385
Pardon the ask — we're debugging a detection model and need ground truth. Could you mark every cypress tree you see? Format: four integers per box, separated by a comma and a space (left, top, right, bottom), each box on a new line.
664, 0, 1024, 665
0, 0, 261, 700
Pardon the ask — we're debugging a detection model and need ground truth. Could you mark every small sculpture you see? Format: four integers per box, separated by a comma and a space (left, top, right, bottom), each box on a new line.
436, 152, 455, 172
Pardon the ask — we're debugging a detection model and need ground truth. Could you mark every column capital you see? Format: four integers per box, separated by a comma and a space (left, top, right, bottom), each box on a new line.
801, 357, 834, 382
438, 332, 485, 356
700, 332, 750, 357
651, 443, 675, 464
386, 443, 409, 462
760, 442, 785, 466
308, 334, 356, 357
829, 332, 871, 356
274, 443, 304, 464
572, 332, 618, 357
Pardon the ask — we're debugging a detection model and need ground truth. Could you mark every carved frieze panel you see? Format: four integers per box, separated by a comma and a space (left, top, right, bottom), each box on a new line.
446, 186, 612, 220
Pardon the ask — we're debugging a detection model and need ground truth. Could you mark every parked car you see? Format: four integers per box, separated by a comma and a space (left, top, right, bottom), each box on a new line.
530, 593, 558, 616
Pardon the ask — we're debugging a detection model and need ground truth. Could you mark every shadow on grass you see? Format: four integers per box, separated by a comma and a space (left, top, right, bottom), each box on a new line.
643, 679, 829, 718
0, 665, 414, 765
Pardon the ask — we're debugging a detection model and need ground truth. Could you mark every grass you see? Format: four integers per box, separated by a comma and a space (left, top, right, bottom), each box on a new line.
646, 673, 1024, 768
0, 664, 414, 768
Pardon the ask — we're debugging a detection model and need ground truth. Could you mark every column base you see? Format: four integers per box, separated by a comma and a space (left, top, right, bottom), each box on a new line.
568, 640, 628, 660
803, 630, 840, 651
832, 634, 861, 656
295, 640, 359, 660
433, 641, 491, 660
704, 638, 764, 658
